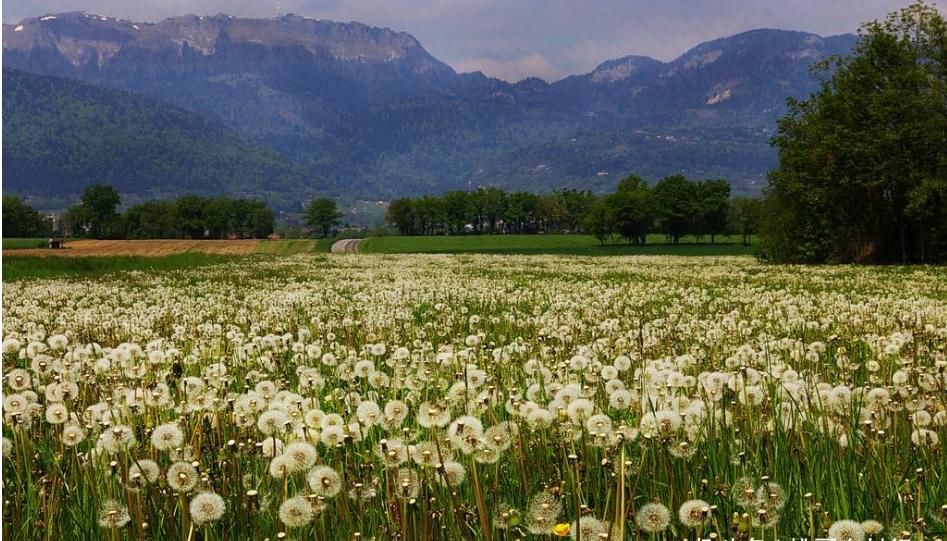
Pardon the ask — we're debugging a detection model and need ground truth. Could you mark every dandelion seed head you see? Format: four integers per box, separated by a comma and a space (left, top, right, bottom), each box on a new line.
636, 502, 671, 533
279, 496, 315, 528
189, 492, 226, 525
829, 520, 866, 541
97, 499, 131, 529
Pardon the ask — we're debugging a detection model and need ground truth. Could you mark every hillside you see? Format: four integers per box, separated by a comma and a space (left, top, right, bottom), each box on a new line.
2, 68, 326, 207
2, 13, 858, 200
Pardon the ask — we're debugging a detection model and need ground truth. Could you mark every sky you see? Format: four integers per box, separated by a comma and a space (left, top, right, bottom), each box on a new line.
3, 0, 930, 81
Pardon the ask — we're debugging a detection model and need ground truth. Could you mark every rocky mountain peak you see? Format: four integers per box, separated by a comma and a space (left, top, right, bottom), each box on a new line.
589, 55, 664, 83
3, 12, 453, 75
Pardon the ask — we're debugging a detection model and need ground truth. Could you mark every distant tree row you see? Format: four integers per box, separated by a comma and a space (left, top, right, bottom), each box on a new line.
387, 188, 599, 236
120, 196, 275, 239
55, 185, 275, 239
386, 176, 761, 244
3, 196, 53, 238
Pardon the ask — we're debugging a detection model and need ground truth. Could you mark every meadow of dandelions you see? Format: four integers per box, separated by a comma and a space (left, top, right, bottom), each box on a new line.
2, 254, 946, 540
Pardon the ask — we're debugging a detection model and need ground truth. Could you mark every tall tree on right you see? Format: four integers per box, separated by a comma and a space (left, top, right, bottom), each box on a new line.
761, 3, 947, 263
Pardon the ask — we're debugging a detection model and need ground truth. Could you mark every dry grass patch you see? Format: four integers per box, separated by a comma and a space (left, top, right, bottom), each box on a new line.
6, 239, 261, 257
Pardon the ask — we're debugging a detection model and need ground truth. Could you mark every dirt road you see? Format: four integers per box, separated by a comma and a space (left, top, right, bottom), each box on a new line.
330, 239, 362, 253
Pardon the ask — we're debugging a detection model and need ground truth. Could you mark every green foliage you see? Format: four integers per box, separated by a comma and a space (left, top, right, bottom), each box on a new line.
386, 187, 599, 235
604, 175, 656, 244
2, 196, 51, 238
694, 179, 732, 242
304, 198, 344, 238
384, 177, 754, 245
71, 184, 121, 239
653, 175, 698, 243
728, 196, 764, 246
120, 196, 274, 239
360, 234, 755, 256
584, 198, 613, 246
123, 201, 179, 239
761, 3, 947, 263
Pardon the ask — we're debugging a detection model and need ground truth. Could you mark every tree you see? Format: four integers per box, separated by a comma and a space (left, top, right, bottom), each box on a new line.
728, 197, 762, 246
414, 196, 445, 235
75, 184, 121, 239
176, 195, 210, 239
584, 197, 613, 246
386, 199, 416, 235
606, 175, 655, 244
204, 198, 232, 239
305, 198, 343, 238
507, 192, 539, 233
441, 191, 470, 235
653, 175, 697, 243
477, 187, 508, 234
248, 201, 275, 238
123, 201, 177, 239
555, 189, 595, 233
535, 195, 563, 233
762, 3, 947, 263
694, 179, 731, 243
2, 196, 51, 237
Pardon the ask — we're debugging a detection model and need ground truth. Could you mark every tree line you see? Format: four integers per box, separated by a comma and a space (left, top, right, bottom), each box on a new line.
73, 185, 276, 239
386, 176, 762, 245
4, 185, 276, 240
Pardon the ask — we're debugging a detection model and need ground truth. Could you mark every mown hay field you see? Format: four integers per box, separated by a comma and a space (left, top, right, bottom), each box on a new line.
2, 254, 945, 540
6, 239, 262, 257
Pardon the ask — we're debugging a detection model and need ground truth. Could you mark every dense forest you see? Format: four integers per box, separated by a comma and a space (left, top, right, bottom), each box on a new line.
385, 176, 761, 245
2, 69, 324, 208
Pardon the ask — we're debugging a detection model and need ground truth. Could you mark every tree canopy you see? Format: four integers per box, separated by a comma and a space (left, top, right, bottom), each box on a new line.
2, 196, 51, 238
761, 3, 947, 263
58, 187, 275, 239
384, 176, 752, 244
304, 198, 344, 238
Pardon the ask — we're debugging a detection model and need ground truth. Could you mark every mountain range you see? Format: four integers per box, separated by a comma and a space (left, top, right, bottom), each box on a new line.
2, 12, 857, 208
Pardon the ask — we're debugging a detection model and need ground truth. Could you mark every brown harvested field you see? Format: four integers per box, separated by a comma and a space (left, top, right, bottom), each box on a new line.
5, 239, 261, 257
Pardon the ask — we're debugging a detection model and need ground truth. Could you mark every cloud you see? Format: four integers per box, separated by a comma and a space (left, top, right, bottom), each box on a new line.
452, 52, 564, 82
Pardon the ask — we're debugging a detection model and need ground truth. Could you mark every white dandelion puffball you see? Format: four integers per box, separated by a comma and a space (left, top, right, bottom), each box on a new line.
828, 520, 866, 541
279, 496, 315, 529
189, 492, 226, 525
636, 502, 671, 533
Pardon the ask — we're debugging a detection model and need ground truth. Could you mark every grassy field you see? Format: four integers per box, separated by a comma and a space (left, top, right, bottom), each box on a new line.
255, 239, 334, 254
1, 239, 340, 281
2, 254, 944, 540
1, 253, 241, 282
361, 234, 757, 256
2, 238, 49, 250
